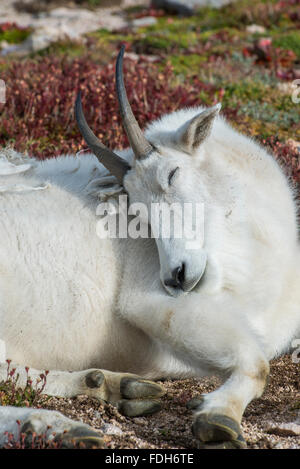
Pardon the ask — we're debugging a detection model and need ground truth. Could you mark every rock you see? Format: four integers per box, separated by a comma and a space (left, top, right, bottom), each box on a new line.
124, 52, 140, 61
132, 16, 158, 28
277, 82, 296, 95
27, 27, 61, 52
100, 423, 123, 435
0, 4, 128, 56
123, 0, 149, 5
151, 0, 194, 16
144, 54, 161, 62
246, 24, 266, 34
48, 7, 97, 20
294, 69, 300, 79
1, 43, 27, 56
266, 422, 300, 437
287, 139, 300, 153
123, 52, 160, 62
1, 26, 67, 55
152, 0, 235, 16
0, 40, 9, 49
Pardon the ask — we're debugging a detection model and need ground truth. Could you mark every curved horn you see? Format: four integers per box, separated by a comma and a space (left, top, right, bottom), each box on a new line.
75, 91, 131, 184
116, 45, 153, 160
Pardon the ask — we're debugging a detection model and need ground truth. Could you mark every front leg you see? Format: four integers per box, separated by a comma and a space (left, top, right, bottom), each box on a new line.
0, 363, 165, 418
121, 290, 270, 449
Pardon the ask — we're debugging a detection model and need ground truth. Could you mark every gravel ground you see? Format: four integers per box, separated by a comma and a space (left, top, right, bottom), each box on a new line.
35, 354, 300, 449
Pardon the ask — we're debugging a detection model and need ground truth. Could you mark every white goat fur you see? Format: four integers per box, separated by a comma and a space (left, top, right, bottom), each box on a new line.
0, 107, 299, 446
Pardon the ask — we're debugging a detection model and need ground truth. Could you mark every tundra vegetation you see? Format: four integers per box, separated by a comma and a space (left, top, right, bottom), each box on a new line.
0, 0, 299, 449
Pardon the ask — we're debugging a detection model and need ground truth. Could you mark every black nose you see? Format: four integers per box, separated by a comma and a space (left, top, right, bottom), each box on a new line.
164, 264, 185, 289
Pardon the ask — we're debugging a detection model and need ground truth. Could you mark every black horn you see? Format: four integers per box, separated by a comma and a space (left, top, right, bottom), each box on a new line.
116, 45, 153, 160
75, 91, 131, 184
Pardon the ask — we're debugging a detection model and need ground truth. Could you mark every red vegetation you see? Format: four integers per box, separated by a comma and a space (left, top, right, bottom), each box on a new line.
0, 55, 216, 158
0, 22, 28, 32
263, 137, 300, 200
244, 38, 299, 81
4, 421, 63, 449
0, 55, 298, 193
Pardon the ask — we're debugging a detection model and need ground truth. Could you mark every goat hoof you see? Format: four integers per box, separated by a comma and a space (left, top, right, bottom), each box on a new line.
192, 413, 246, 449
21, 420, 40, 447
186, 395, 204, 410
85, 370, 105, 389
197, 435, 246, 449
120, 377, 165, 399
117, 398, 162, 417
21, 413, 104, 449
57, 426, 104, 449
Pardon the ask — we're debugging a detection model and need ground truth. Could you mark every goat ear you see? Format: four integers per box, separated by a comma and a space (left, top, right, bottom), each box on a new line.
177, 103, 221, 154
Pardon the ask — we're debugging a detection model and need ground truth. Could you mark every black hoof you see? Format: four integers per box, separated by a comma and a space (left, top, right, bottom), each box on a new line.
192, 413, 246, 449
117, 399, 162, 417
120, 377, 165, 399
58, 426, 104, 449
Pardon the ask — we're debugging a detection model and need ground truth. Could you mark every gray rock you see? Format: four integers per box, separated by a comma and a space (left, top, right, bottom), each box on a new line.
100, 423, 123, 435
27, 28, 61, 52
2, 26, 68, 55
132, 16, 158, 28
152, 0, 194, 16
0, 4, 127, 55
246, 24, 266, 34
152, 0, 235, 16
266, 421, 300, 437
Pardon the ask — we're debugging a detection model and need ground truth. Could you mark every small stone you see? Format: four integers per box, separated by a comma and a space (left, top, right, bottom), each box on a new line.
152, 0, 235, 16
132, 17, 158, 28
266, 422, 300, 437
0, 40, 9, 49
100, 423, 123, 435
1, 44, 23, 56
124, 52, 160, 63
151, 0, 194, 16
28, 30, 59, 52
144, 55, 160, 62
246, 24, 266, 34
132, 418, 146, 425
277, 82, 296, 95
124, 52, 139, 61
287, 139, 300, 153
273, 441, 286, 449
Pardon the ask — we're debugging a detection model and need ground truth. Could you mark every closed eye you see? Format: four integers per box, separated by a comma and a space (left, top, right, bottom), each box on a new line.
168, 167, 179, 185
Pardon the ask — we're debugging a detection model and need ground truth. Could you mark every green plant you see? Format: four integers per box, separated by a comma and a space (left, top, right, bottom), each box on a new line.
0, 359, 49, 407
0, 23, 31, 44
273, 32, 300, 57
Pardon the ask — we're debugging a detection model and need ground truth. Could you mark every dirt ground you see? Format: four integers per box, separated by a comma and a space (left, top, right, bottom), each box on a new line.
35, 354, 300, 449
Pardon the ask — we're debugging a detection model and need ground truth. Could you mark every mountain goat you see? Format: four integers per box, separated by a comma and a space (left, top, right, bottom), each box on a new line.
0, 46, 299, 449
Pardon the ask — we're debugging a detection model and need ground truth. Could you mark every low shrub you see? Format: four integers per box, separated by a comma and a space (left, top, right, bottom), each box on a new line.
0, 360, 48, 408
